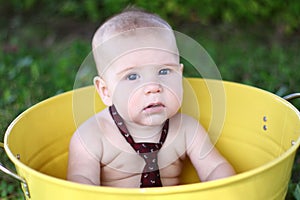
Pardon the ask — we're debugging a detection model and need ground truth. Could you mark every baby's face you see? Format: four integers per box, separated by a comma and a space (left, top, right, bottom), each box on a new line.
101, 32, 183, 126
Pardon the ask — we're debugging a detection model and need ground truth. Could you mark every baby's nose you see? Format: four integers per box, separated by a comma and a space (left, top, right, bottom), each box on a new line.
144, 83, 162, 94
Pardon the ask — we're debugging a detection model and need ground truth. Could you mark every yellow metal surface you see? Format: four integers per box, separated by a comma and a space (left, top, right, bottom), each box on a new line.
3, 78, 300, 200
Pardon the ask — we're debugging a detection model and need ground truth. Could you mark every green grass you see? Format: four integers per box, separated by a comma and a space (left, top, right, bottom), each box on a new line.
0, 21, 299, 199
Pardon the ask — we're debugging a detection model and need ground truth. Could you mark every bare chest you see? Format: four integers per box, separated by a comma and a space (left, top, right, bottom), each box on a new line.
100, 156, 184, 187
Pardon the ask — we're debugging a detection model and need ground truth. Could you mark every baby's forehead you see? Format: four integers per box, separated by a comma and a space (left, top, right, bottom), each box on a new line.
94, 27, 176, 49
93, 28, 179, 74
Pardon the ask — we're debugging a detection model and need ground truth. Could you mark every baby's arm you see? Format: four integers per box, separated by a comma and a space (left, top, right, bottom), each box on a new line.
67, 131, 101, 185
185, 117, 235, 182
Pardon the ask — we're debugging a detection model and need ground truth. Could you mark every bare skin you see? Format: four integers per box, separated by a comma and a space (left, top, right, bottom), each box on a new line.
68, 108, 235, 187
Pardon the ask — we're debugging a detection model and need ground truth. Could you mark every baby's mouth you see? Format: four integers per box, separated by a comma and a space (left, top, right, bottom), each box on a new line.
143, 103, 165, 110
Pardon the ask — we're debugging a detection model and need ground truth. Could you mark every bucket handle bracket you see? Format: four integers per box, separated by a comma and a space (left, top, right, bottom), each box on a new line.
283, 93, 300, 147
283, 93, 300, 101
0, 143, 31, 198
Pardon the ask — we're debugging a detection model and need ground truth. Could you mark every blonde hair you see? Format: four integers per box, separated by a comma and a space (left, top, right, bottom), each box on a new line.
92, 8, 172, 49
92, 8, 177, 75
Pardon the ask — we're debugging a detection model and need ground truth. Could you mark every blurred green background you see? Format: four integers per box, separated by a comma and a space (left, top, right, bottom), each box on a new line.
0, 0, 299, 199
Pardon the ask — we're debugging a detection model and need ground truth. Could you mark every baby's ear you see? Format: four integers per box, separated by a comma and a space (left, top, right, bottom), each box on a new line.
180, 63, 184, 72
93, 76, 112, 106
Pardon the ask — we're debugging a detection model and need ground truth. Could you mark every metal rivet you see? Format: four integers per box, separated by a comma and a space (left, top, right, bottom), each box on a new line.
291, 140, 296, 146
263, 116, 267, 122
16, 154, 20, 160
263, 125, 267, 131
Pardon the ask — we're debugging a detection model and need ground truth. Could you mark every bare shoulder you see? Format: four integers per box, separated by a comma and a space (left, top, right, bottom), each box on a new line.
76, 108, 110, 135
70, 107, 111, 159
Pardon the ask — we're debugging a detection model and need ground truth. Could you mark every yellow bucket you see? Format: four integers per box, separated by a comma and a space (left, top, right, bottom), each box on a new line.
1, 78, 300, 200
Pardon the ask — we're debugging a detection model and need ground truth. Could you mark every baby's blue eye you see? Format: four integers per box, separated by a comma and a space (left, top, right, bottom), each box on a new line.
159, 68, 170, 75
127, 73, 140, 80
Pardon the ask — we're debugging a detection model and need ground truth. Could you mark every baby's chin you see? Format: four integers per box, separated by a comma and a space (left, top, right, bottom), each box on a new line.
133, 114, 169, 127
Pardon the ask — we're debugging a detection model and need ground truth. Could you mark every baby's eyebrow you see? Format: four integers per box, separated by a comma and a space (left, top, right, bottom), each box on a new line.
163, 63, 180, 67
116, 66, 135, 75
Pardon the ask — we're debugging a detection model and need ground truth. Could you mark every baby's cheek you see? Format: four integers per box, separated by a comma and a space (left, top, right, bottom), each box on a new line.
128, 93, 140, 106
165, 83, 183, 103
162, 75, 182, 95
113, 82, 135, 102
112, 84, 142, 119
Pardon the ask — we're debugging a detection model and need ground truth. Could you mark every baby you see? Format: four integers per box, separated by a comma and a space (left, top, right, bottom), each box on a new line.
67, 8, 235, 188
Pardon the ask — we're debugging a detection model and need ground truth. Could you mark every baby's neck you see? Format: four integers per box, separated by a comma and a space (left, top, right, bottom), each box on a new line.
124, 121, 164, 143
